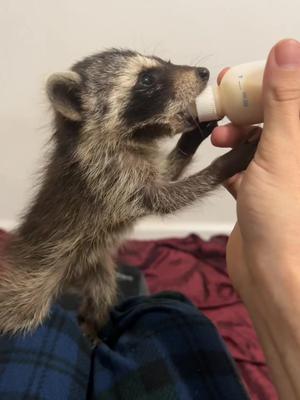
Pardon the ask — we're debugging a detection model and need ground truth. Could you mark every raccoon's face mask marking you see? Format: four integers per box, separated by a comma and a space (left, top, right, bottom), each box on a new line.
118, 57, 210, 142
46, 49, 209, 142
123, 59, 209, 137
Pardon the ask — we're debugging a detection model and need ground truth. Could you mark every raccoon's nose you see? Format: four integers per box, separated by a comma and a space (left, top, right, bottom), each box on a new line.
197, 67, 210, 81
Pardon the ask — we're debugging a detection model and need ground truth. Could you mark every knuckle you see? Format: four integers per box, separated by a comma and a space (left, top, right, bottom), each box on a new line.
270, 85, 300, 103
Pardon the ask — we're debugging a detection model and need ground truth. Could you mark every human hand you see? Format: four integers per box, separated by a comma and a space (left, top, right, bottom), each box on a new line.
212, 39, 300, 399
212, 39, 300, 296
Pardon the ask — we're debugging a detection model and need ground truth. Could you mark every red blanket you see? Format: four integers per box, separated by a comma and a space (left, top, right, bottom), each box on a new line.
119, 234, 278, 400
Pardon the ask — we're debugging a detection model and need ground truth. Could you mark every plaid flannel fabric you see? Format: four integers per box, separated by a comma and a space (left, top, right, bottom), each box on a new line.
0, 292, 249, 399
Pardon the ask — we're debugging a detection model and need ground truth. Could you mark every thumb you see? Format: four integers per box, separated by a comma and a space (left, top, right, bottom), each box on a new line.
262, 39, 300, 140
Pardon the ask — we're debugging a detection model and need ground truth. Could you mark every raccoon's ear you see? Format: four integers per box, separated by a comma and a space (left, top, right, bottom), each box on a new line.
46, 71, 82, 121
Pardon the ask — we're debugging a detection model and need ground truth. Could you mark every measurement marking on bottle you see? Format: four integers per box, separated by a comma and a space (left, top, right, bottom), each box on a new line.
243, 92, 249, 107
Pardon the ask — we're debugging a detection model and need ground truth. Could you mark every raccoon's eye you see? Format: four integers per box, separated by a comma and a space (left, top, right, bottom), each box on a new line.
139, 72, 155, 87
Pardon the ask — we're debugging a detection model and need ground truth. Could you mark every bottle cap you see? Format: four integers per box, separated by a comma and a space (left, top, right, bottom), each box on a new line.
195, 86, 219, 122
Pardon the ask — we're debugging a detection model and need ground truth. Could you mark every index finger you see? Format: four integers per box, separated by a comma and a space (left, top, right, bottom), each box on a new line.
211, 124, 256, 148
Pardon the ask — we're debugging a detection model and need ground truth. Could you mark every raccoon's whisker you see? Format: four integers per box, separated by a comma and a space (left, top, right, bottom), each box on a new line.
186, 108, 202, 132
191, 54, 214, 67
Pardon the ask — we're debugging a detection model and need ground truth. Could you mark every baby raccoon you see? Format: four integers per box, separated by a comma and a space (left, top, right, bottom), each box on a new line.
0, 49, 257, 341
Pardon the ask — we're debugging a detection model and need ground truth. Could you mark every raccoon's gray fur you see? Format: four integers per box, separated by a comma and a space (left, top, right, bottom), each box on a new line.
0, 49, 257, 340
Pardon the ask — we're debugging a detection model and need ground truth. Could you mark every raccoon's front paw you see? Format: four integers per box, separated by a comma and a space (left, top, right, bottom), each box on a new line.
212, 138, 259, 182
176, 121, 218, 157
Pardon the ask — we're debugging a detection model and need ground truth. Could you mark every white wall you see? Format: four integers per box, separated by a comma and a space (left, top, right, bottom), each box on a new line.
1, 0, 300, 238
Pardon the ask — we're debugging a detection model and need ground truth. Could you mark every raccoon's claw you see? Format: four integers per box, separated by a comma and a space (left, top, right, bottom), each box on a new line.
198, 119, 219, 141
78, 316, 101, 347
177, 120, 218, 157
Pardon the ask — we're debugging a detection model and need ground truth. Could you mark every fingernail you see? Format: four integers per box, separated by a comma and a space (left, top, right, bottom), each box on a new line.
274, 39, 300, 69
